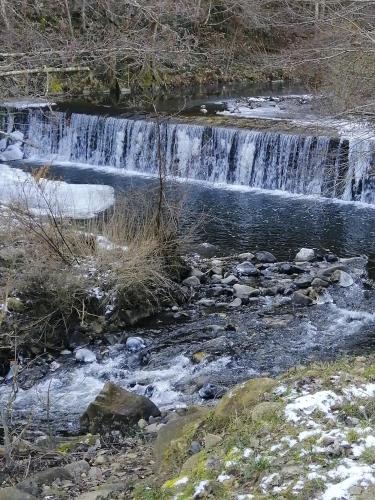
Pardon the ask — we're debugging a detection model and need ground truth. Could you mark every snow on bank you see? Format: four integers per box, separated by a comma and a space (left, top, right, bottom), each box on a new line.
0, 164, 114, 218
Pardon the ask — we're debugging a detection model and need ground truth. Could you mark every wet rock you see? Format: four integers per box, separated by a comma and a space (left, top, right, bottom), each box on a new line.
311, 277, 329, 288
317, 263, 348, 278
292, 291, 314, 306
210, 274, 222, 284
197, 298, 215, 307
229, 297, 242, 308
331, 269, 354, 287
221, 274, 238, 285
126, 337, 146, 352
75, 348, 97, 363
233, 284, 259, 299
325, 252, 338, 262
294, 275, 313, 288
236, 261, 258, 276
183, 276, 201, 287
193, 243, 218, 258
238, 252, 255, 261
255, 251, 277, 263
295, 248, 315, 262
277, 263, 305, 275
80, 382, 161, 435
191, 268, 204, 278
198, 383, 226, 400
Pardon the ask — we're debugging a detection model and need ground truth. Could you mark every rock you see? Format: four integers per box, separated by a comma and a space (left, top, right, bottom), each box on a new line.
214, 378, 276, 419
236, 261, 258, 276
210, 274, 222, 284
311, 277, 329, 288
204, 433, 222, 450
15, 467, 73, 496
251, 402, 283, 423
50, 361, 60, 372
238, 252, 255, 261
229, 297, 242, 308
292, 291, 314, 306
294, 275, 313, 288
233, 284, 259, 299
80, 382, 161, 434
0, 488, 37, 500
277, 263, 305, 275
191, 351, 208, 364
6, 297, 24, 312
154, 406, 209, 473
138, 418, 148, 429
190, 441, 202, 454
197, 298, 215, 307
192, 243, 218, 258
183, 276, 201, 287
61, 349, 72, 355
64, 460, 91, 480
221, 274, 238, 286
198, 383, 226, 400
255, 251, 277, 263
295, 248, 315, 262
318, 264, 348, 278
325, 253, 338, 262
75, 348, 96, 363
191, 268, 204, 278
126, 336, 146, 352
75, 484, 124, 500
145, 422, 165, 433
331, 270, 354, 287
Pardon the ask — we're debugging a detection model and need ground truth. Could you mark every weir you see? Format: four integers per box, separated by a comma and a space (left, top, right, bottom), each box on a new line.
3, 108, 375, 203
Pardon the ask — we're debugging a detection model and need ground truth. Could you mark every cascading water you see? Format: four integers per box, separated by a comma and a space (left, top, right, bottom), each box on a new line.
5, 108, 375, 203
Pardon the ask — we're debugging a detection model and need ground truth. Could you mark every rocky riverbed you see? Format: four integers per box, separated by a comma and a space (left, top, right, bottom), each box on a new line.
1, 246, 375, 498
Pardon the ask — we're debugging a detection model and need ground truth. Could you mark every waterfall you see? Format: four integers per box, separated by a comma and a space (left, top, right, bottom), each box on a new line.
6, 108, 375, 203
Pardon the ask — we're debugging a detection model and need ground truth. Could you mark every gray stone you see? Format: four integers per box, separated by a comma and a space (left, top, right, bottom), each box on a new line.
210, 274, 222, 284
16, 467, 73, 496
236, 261, 258, 276
229, 297, 242, 308
204, 433, 223, 450
191, 268, 204, 278
0, 488, 37, 500
238, 252, 255, 261
292, 291, 314, 306
221, 274, 239, 286
197, 298, 215, 307
190, 441, 202, 454
125, 336, 145, 352
233, 284, 260, 299
80, 382, 160, 434
64, 460, 91, 480
294, 275, 313, 288
311, 277, 329, 288
255, 251, 277, 263
183, 276, 201, 287
295, 248, 315, 262
75, 348, 96, 363
199, 383, 226, 400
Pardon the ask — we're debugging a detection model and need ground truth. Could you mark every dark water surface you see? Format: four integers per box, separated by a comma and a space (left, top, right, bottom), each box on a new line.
19, 162, 375, 276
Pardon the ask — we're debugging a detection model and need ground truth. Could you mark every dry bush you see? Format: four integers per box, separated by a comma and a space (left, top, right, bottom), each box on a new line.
0, 169, 191, 350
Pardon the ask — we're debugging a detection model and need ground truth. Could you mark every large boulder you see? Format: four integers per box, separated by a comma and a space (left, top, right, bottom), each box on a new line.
80, 382, 160, 434
255, 251, 277, 264
214, 378, 276, 419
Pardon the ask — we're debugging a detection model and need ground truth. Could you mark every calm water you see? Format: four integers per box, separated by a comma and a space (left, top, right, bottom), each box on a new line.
17, 162, 375, 276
